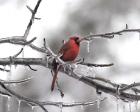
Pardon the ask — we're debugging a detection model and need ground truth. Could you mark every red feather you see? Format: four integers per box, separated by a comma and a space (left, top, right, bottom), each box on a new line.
51, 36, 80, 91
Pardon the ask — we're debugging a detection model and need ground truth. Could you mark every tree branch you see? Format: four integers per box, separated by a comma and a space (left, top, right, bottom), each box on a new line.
79, 76, 140, 101
0, 36, 37, 45
0, 77, 32, 84
0, 81, 48, 112
0, 0, 140, 109
78, 62, 114, 67
82, 26, 140, 40
24, 0, 43, 39
0, 58, 46, 66
0, 80, 106, 110
0, 50, 139, 101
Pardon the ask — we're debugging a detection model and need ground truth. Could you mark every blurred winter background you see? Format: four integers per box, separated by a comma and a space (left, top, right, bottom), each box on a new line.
0, 0, 140, 112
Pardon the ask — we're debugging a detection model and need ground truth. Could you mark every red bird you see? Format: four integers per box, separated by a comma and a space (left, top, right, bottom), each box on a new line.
51, 36, 81, 91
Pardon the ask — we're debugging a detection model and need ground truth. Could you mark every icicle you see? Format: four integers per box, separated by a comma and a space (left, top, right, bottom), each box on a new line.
17, 100, 21, 112
7, 64, 12, 112
86, 41, 90, 53
88, 67, 96, 77
22, 47, 24, 58
7, 96, 11, 112
8, 65, 12, 80
45, 57, 48, 67
139, 32, 140, 40
135, 101, 138, 111
73, 64, 78, 69
14, 64, 17, 69
12, 83, 16, 87
129, 102, 131, 112
97, 94, 101, 112
22, 47, 26, 70
123, 102, 125, 112
67, 64, 72, 76
116, 98, 119, 112
80, 105, 84, 112
91, 67, 97, 77
31, 106, 35, 112
63, 65, 66, 72
59, 104, 63, 112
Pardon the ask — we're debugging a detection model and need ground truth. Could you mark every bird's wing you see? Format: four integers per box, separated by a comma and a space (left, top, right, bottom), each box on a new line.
58, 41, 70, 54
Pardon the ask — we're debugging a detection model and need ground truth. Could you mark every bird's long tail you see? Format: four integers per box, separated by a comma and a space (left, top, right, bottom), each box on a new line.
51, 59, 59, 91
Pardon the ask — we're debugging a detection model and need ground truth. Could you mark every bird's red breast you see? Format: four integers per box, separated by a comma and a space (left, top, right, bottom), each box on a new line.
59, 37, 80, 61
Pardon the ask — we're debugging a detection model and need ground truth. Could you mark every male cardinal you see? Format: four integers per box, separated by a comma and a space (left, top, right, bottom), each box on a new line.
51, 36, 81, 91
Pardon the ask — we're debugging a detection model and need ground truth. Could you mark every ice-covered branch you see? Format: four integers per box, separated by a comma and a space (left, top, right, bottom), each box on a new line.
0, 81, 48, 112
40, 97, 106, 107
120, 82, 140, 92
78, 62, 114, 67
82, 25, 140, 40
0, 36, 37, 45
0, 45, 139, 102
0, 79, 106, 110
0, 0, 140, 111
0, 58, 46, 66
79, 76, 140, 101
0, 77, 32, 84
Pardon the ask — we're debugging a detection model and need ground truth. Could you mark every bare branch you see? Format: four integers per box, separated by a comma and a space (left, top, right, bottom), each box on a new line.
0, 58, 46, 66
79, 76, 140, 101
35, 17, 41, 20
26, 5, 33, 13
0, 67, 10, 72
12, 48, 23, 58
0, 77, 32, 84
120, 82, 140, 92
24, 0, 43, 39
0, 81, 48, 112
0, 36, 37, 45
82, 27, 140, 41
0, 90, 11, 97
40, 97, 106, 107
87, 76, 118, 87
79, 62, 114, 67
27, 65, 37, 71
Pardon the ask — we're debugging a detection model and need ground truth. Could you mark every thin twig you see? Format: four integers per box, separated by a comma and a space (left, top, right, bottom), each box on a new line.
0, 90, 11, 97
0, 37, 37, 45
120, 82, 140, 92
12, 48, 23, 58
79, 62, 114, 67
0, 58, 46, 66
24, 0, 43, 39
87, 76, 118, 87
0, 67, 10, 72
82, 27, 140, 40
0, 77, 32, 84
27, 65, 37, 71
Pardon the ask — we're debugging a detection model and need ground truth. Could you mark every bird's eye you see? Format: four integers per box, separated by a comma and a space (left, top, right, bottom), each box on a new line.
74, 37, 80, 45
75, 37, 79, 41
